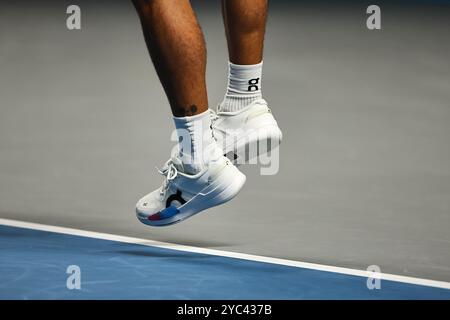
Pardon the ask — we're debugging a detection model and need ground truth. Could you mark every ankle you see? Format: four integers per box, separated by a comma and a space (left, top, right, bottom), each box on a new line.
220, 61, 263, 112
173, 110, 214, 174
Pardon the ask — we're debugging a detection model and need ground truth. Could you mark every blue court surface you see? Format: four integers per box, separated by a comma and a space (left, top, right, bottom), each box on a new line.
0, 223, 449, 300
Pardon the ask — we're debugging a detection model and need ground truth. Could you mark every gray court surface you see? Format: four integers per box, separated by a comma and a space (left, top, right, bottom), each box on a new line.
1, 1, 449, 282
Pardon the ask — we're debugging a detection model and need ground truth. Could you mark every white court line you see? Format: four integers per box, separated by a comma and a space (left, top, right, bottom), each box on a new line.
1, 217, 449, 290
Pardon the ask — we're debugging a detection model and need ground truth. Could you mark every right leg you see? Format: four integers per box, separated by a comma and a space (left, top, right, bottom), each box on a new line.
132, 0, 208, 117
133, 0, 211, 174
131, 0, 246, 226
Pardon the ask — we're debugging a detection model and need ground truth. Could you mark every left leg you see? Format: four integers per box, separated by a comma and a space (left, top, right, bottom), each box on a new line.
222, 0, 267, 65
213, 0, 282, 164
220, 0, 267, 112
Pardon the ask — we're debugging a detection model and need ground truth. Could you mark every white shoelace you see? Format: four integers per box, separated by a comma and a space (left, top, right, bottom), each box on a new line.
157, 160, 178, 199
209, 109, 220, 140
209, 109, 219, 122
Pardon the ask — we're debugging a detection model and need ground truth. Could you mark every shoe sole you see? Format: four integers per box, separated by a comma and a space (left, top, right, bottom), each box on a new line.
136, 163, 246, 227
223, 124, 283, 166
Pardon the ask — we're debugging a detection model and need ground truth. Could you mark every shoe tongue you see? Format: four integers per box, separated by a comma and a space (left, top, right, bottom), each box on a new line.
170, 155, 185, 172
171, 152, 202, 174
169, 137, 221, 175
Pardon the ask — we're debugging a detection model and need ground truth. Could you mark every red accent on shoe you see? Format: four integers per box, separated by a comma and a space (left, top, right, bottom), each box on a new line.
148, 212, 161, 221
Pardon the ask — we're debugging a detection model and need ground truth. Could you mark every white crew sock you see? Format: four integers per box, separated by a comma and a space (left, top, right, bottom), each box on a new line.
173, 110, 215, 174
220, 61, 263, 112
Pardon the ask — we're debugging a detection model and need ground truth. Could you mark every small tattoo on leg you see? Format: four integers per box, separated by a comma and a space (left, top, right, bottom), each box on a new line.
188, 105, 197, 115
174, 104, 199, 117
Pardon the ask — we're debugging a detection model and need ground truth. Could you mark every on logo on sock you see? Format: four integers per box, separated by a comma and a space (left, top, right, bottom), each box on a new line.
248, 78, 260, 92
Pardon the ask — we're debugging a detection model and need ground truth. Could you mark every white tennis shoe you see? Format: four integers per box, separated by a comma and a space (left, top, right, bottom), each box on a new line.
136, 150, 246, 227
211, 98, 282, 165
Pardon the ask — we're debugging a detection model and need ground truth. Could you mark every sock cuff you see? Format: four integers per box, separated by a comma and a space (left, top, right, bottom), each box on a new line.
229, 61, 264, 70
173, 109, 210, 125
221, 61, 263, 112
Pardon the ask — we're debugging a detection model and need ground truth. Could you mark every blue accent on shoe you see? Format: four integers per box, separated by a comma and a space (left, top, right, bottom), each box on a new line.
159, 206, 180, 220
